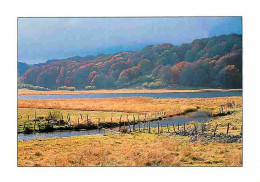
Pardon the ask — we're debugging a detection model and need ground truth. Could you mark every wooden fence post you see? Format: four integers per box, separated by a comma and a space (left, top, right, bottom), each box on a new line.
213, 124, 218, 136
173, 124, 175, 132
220, 105, 223, 113
49, 111, 52, 119
68, 113, 71, 126
128, 121, 131, 132
226, 123, 230, 135
177, 124, 180, 131
157, 122, 160, 134
183, 122, 186, 132
133, 116, 135, 131
34, 119, 37, 129
194, 123, 197, 134
85, 116, 88, 126
119, 115, 122, 131
98, 118, 100, 128
167, 124, 169, 133
201, 124, 205, 133
148, 121, 151, 133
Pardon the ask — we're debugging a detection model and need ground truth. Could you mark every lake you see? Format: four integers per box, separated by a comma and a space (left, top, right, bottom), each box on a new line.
18, 91, 242, 100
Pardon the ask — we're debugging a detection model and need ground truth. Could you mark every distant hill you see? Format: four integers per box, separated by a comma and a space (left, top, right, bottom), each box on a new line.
18, 62, 30, 77
20, 34, 242, 90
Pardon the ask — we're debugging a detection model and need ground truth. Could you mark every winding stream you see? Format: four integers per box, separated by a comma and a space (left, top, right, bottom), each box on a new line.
18, 111, 213, 141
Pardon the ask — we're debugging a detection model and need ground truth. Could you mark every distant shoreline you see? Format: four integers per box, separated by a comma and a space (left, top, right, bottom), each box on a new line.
18, 88, 242, 96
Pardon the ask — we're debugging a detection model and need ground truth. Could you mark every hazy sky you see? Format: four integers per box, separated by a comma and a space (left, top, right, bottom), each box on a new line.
18, 17, 242, 64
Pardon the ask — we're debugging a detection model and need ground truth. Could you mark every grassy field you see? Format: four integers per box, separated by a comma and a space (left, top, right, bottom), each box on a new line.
18, 97, 242, 166
18, 92, 242, 167
18, 97, 242, 117
18, 134, 242, 167
18, 108, 138, 126
18, 116, 242, 167
18, 88, 242, 95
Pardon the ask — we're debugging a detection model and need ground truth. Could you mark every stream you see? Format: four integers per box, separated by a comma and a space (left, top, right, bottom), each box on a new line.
18, 111, 213, 141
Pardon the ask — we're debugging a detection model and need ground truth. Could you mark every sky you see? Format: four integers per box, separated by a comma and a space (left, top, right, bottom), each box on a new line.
18, 17, 242, 64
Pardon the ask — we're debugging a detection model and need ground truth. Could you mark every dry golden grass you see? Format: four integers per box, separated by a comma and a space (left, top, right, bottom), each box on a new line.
206, 107, 243, 135
162, 107, 242, 135
18, 97, 242, 117
18, 133, 242, 167
18, 95, 242, 167
18, 88, 242, 95
18, 108, 137, 125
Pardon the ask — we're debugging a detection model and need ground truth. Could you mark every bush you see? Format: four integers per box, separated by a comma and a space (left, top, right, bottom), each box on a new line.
120, 127, 128, 133
23, 127, 33, 134
57, 86, 75, 91
46, 110, 62, 120
143, 81, 166, 89
85, 86, 96, 90
18, 84, 50, 91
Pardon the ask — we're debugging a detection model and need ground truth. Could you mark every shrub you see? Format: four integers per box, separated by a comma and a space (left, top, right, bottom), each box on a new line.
46, 110, 62, 120
57, 86, 75, 91
18, 84, 50, 91
85, 86, 97, 90
143, 81, 166, 89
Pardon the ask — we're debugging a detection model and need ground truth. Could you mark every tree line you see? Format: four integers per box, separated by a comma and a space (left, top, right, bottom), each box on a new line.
20, 34, 242, 90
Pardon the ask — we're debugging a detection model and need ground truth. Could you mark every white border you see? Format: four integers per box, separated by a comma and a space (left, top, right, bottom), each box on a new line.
1, 0, 260, 181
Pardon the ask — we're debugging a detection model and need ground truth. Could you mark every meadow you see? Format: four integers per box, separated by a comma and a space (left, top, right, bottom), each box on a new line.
18, 88, 242, 95
18, 107, 242, 167
18, 97, 242, 117
18, 95, 242, 166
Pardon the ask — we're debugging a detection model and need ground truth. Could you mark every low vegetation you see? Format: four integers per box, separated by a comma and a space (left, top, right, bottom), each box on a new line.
57, 86, 75, 91
18, 132, 242, 166
18, 108, 137, 133
18, 84, 50, 91
18, 88, 242, 95
18, 95, 242, 167
18, 97, 242, 116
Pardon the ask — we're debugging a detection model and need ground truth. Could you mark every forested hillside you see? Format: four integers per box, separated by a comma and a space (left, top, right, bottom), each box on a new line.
20, 34, 242, 90
18, 62, 30, 77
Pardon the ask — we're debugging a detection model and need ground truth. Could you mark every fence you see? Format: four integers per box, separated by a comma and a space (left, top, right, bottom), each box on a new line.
18, 101, 241, 140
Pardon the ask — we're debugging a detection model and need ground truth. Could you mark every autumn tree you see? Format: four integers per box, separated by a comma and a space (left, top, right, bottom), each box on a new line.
218, 65, 242, 88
